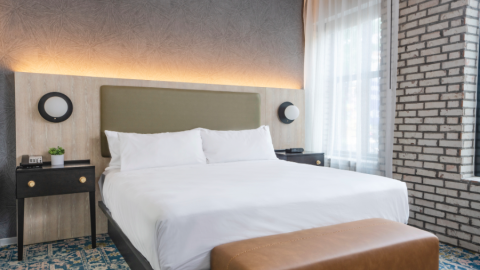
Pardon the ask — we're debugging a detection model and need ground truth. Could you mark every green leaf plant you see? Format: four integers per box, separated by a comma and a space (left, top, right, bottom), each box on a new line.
48, 146, 65, 155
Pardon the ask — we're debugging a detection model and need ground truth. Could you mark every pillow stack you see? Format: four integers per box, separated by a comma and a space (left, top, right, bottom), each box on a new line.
105, 126, 278, 172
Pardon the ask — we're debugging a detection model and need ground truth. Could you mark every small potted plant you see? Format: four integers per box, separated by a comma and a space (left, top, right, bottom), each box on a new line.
49, 146, 65, 166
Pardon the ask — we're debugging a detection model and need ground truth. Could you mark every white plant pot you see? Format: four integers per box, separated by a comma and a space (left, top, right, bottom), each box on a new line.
51, 154, 64, 166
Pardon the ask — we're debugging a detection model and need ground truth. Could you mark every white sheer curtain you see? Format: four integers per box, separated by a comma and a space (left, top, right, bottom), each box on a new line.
304, 0, 398, 176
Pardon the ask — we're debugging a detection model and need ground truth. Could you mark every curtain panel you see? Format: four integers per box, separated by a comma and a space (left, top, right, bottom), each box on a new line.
304, 0, 398, 177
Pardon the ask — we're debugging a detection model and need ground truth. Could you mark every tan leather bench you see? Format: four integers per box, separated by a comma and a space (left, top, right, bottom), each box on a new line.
211, 218, 438, 270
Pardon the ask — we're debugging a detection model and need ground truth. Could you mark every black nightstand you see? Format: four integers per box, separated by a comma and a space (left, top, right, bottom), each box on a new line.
16, 160, 96, 260
276, 151, 325, 167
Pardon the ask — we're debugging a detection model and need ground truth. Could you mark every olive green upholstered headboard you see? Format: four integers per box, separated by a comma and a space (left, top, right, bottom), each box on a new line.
100, 85, 261, 157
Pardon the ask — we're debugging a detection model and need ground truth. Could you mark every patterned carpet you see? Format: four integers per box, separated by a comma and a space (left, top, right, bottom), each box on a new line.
1, 234, 480, 269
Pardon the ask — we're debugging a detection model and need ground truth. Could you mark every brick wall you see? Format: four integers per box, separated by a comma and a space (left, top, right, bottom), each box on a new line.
395, 0, 480, 251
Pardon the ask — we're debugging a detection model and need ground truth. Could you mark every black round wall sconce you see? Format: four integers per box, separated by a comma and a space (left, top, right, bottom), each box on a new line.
38, 92, 73, 123
278, 102, 300, 124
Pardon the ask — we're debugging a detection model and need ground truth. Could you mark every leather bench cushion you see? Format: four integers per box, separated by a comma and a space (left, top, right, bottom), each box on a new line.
211, 218, 439, 270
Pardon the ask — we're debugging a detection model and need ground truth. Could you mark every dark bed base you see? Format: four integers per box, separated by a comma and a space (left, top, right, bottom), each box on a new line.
99, 201, 154, 270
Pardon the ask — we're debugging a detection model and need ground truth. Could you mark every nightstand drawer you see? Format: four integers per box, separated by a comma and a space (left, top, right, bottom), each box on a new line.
16, 168, 95, 198
287, 153, 324, 166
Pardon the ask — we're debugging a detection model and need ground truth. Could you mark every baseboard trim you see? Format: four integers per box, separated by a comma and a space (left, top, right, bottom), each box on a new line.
0, 237, 17, 247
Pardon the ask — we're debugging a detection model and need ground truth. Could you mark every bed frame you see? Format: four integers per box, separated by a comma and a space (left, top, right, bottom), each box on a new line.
99, 201, 153, 270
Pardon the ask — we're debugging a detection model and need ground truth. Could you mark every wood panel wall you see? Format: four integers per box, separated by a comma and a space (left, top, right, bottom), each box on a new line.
15, 72, 305, 245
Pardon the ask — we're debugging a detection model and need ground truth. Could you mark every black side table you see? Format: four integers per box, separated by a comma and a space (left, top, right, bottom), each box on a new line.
276, 151, 325, 167
16, 160, 96, 260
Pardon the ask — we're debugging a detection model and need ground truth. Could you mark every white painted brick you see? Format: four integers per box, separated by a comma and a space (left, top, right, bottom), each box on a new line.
406, 88, 425, 95
405, 160, 424, 167
428, 22, 449, 32
401, 36, 420, 46
407, 57, 426, 65
460, 192, 480, 201
422, 31, 442, 41
443, 43, 466, 52
425, 207, 446, 217
426, 3, 447, 13
405, 118, 424, 124
400, 95, 419, 102
401, 66, 419, 74
426, 223, 446, 234
441, 9, 465, 21
441, 76, 464, 84
402, 51, 421, 59
440, 125, 462, 132
405, 103, 425, 109
417, 169, 437, 177
407, 42, 426, 51
424, 133, 444, 139
399, 153, 418, 160
442, 59, 466, 69
427, 53, 448, 62
420, 63, 441, 72
400, 81, 419, 88
418, 125, 438, 131
444, 26, 468, 36
420, 79, 440, 86
424, 162, 444, 170
418, 109, 439, 116
404, 175, 422, 183
437, 187, 459, 197
406, 73, 425, 80
419, 94, 439, 101
420, 15, 439, 25
440, 109, 463, 116
446, 197, 469, 207
424, 117, 445, 124
401, 5, 418, 16
445, 181, 468, 190
440, 156, 463, 164
423, 148, 443, 155
421, 47, 441, 56
409, 10, 427, 21
407, 27, 426, 37
404, 132, 423, 138
426, 85, 447, 93
425, 70, 447, 78
427, 38, 448, 47
418, 139, 438, 146
401, 21, 419, 31
424, 101, 445, 108
441, 93, 464, 100
399, 110, 418, 117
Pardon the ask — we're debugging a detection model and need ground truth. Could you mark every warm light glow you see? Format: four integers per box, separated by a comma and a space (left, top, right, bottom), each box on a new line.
12, 50, 303, 90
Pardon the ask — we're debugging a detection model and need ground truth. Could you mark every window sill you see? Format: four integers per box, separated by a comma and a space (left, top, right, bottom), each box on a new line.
461, 176, 480, 183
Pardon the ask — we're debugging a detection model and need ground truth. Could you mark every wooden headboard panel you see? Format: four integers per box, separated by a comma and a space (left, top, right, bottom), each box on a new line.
100, 86, 261, 157
14, 71, 305, 245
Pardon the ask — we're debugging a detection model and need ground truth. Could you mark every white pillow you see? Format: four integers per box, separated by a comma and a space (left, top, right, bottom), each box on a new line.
119, 129, 206, 171
200, 126, 278, 164
105, 130, 121, 168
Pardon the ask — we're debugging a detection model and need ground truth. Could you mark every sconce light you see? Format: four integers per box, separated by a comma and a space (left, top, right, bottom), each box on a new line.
278, 102, 299, 124
38, 92, 73, 123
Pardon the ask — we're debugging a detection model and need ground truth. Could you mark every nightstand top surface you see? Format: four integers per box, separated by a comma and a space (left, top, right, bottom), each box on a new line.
275, 151, 323, 156
16, 160, 93, 172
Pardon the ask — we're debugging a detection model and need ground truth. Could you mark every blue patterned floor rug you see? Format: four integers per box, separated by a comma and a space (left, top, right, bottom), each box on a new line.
1, 234, 480, 269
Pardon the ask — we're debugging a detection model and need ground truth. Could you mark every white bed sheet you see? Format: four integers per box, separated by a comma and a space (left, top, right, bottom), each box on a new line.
103, 160, 409, 270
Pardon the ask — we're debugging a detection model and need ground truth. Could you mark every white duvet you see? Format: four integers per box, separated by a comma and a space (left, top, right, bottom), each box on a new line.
103, 160, 409, 270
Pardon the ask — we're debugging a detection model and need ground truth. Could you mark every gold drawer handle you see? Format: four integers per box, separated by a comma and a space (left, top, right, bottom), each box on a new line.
28, 181, 35, 188
79, 176, 87, 184
316, 160, 321, 165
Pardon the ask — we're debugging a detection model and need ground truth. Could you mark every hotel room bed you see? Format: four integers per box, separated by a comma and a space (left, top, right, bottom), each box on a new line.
100, 159, 409, 270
